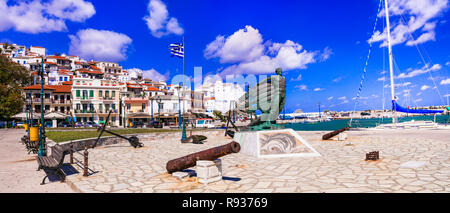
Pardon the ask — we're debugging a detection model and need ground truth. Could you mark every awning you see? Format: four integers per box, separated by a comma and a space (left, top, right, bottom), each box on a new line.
12, 112, 39, 119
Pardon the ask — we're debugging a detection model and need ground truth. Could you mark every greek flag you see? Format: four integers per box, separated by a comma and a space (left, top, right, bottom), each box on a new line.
169, 43, 184, 58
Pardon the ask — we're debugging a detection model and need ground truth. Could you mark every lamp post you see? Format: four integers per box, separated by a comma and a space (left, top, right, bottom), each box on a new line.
150, 99, 154, 125
38, 57, 47, 156
156, 96, 162, 125
176, 85, 182, 129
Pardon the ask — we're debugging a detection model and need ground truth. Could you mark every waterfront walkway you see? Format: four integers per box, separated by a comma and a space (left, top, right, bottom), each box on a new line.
67, 129, 449, 193
0, 129, 74, 193
1, 128, 449, 193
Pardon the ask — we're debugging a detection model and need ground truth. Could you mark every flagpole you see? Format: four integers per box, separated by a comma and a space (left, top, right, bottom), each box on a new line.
182, 36, 185, 116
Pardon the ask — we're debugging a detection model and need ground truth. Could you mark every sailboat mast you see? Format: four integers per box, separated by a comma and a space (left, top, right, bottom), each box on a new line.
384, 0, 397, 124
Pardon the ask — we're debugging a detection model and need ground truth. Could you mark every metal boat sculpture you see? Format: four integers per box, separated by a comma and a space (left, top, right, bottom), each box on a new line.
235, 68, 286, 131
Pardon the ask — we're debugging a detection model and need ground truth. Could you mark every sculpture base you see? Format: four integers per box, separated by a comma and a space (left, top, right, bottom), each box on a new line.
234, 129, 321, 158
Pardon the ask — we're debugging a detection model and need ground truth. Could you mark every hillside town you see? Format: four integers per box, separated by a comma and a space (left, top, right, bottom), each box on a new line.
1, 42, 245, 128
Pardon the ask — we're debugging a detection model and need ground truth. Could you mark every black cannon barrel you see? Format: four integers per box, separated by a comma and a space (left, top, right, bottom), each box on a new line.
166, 142, 241, 174
322, 127, 349, 140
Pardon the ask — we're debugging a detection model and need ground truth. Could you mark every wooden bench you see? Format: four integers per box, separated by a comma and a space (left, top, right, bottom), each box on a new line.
36, 144, 66, 185
24, 140, 40, 154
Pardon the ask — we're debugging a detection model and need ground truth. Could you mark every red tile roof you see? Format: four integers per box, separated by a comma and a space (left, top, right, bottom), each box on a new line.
146, 87, 159, 91
90, 65, 101, 70
51, 85, 72, 93
47, 56, 69, 60
24, 84, 72, 93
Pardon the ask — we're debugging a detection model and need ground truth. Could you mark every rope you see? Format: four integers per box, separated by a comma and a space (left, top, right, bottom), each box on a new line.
349, 0, 383, 127
398, 14, 445, 105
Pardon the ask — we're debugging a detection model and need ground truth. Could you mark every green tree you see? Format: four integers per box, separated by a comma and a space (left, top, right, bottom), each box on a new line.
0, 55, 33, 120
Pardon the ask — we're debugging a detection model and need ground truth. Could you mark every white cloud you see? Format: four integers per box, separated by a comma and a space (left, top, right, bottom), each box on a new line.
416, 92, 422, 96
204, 25, 328, 75
127, 68, 168, 82
396, 64, 441, 79
328, 96, 334, 100
446, 61, 450, 66
290, 74, 302, 81
415, 98, 423, 102
313, 88, 324, 91
143, 0, 183, 38
369, 0, 448, 47
319, 46, 333, 62
384, 82, 412, 88
0, 0, 95, 34
378, 76, 387, 81
69, 29, 132, 62
295, 84, 308, 91
332, 76, 342, 82
338, 96, 347, 100
420, 85, 431, 91
440, 78, 450, 85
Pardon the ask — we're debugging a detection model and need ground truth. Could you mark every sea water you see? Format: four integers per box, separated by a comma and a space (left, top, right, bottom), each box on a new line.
284, 115, 450, 131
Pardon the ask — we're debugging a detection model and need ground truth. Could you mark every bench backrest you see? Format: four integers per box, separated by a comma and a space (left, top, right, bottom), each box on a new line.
51, 144, 65, 166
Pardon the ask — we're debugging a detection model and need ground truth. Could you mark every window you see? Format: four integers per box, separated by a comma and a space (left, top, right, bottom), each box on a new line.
45, 105, 50, 111
67, 95, 70, 100
112, 104, 116, 110
82, 90, 88, 98
105, 104, 110, 111
76, 104, 80, 110
89, 90, 94, 97
127, 104, 130, 110
64, 77, 68, 81
76, 90, 80, 97
54, 95, 58, 100
99, 104, 103, 111
112, 91, 115, 98
142, 104, 146, 110
45, 93, 50, 99
111, 117, 116, 123
54, 107, 58, 112
60, 107, 65, 113
99, 90, 103, 97
105, 91, 109, 98
59, 77, 63, 81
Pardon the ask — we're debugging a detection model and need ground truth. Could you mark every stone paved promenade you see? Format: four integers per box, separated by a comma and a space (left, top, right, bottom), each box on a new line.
0, 129, 73, 193
64, 129, 450, 193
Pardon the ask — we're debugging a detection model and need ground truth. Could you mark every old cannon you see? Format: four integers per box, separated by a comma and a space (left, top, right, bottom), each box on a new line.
322, 127, 349, 140
92, 111, 144, 148
166, 141, 241, 174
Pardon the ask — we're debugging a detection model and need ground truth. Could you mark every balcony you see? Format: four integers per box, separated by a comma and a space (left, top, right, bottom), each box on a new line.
32, 98, 52, 103
79, 96, 92, 101
103, 96, 115, 101
74, 109, 96, 114
53, 99, 72, 105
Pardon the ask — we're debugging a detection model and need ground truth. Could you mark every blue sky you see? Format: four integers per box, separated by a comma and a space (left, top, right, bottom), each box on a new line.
1, 0, 449, 112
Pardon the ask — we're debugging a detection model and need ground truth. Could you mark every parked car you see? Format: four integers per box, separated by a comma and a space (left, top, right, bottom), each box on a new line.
75, 122, 84, 128
58, 121, 73, 127
152, 121, 163, 128
44, 121, 53, 128
85, 121, 99, 128
132, 121, 145, 128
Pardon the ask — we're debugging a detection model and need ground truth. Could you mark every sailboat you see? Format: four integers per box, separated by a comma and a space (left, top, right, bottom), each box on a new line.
375, 0, 445, 129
